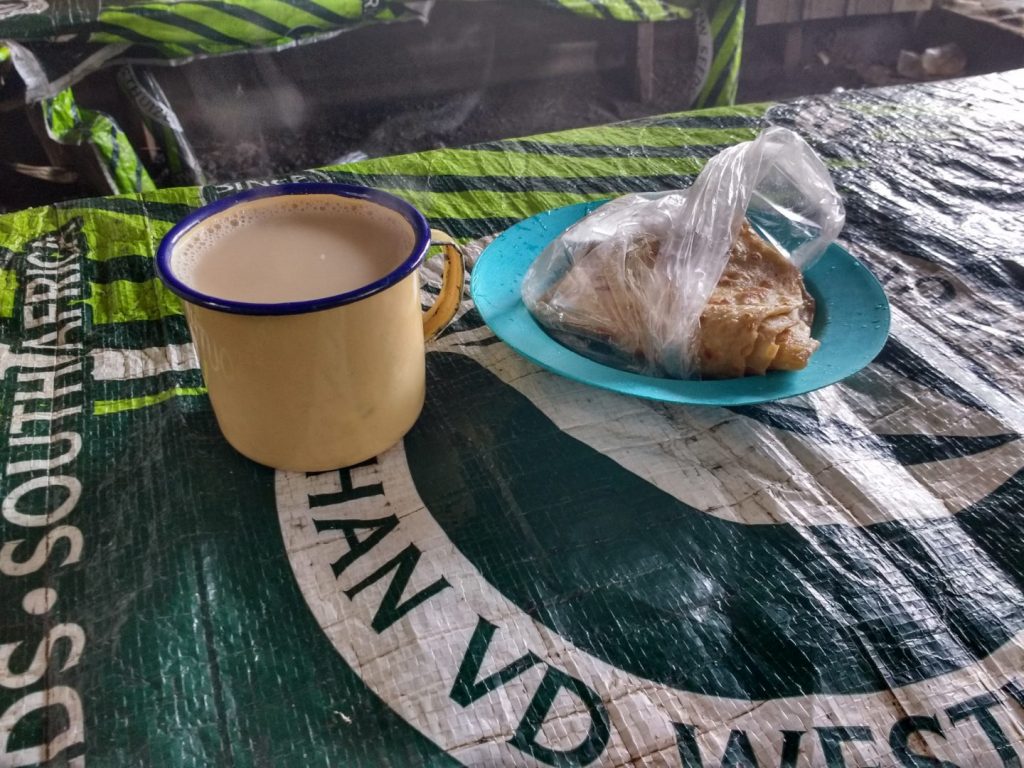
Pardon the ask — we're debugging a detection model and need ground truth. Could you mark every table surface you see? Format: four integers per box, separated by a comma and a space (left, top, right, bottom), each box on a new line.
0, 70, 1022, 767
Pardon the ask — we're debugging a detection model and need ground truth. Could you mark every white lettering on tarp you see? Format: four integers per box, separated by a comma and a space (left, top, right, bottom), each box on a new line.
89, 343, 199, 382
25, 252, 74, 272
0, 624, 86, 690
278, 451, 625, 766
0, 221, 88, 765
2, 476, 81, 528
6, 432, 83, 475
452, 617, 611, 766
24, 273, 81, 302
0, 686, 84, 767
25, 259, 78, 277
21, 301, 55, 330
21, 261, 81, 334
13, 361, 81, 402
9, 403, 83, 436
0, 525, 83, 577
209, 173, 325, 198
0, 344, 73, 378
22, 307, 82, 350
673, 695, 1024, 768
278, 442, 1024, 767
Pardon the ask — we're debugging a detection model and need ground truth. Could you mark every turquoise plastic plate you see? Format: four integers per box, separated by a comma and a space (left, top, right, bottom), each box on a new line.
470, 201, 890, 406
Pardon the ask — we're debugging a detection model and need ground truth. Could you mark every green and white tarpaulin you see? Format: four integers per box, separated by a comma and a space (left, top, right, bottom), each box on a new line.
1, 1, 744, 195
41, 86, 157, 195
0, 1, 431, 101
0, 1, 743, 106
1, 70, 1023, 766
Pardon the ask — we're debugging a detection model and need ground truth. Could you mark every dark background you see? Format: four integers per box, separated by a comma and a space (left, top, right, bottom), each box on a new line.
2, 0, 1023, 212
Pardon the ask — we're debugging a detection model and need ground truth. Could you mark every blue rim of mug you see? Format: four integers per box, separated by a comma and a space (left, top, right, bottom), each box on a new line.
155, 182, 432, 316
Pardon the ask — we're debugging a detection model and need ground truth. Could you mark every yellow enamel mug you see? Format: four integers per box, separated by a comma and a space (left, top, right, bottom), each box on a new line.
156, 183, 464, 472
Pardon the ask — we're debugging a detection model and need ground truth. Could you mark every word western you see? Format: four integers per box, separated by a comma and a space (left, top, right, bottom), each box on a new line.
676, 684, 1024, 768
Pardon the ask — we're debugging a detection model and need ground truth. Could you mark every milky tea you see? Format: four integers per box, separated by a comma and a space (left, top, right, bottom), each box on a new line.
171, 195, 416, 302
157, 186, 464, 472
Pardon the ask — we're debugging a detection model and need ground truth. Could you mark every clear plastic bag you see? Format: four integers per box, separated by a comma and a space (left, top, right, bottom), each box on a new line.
521, 127, 846, 379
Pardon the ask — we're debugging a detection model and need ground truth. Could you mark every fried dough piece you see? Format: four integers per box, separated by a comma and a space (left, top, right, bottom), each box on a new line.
698, 222, 819, 377
534, 222, 819, 378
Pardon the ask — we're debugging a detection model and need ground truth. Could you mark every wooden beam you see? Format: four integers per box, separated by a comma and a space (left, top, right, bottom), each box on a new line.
893, 0, 933, 11
756, 0, 803, 24
783, 24, 804, 73
635, 22, 655, 104
847, 0, 895, 14
804, 0, 848, 19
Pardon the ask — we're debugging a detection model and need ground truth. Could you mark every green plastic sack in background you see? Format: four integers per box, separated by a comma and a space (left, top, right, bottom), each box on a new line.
42, 87, 156, 195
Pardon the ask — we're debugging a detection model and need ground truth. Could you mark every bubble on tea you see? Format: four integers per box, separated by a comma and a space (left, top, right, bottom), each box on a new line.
171, 195, 418, 304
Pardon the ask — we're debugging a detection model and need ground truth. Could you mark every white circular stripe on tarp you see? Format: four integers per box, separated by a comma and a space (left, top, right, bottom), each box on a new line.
426, 333, 1023, 527
277, 444, 1024, 767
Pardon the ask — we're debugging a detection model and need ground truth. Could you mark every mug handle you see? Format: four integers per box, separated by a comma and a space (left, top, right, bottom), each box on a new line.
422, 229, 466, 341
